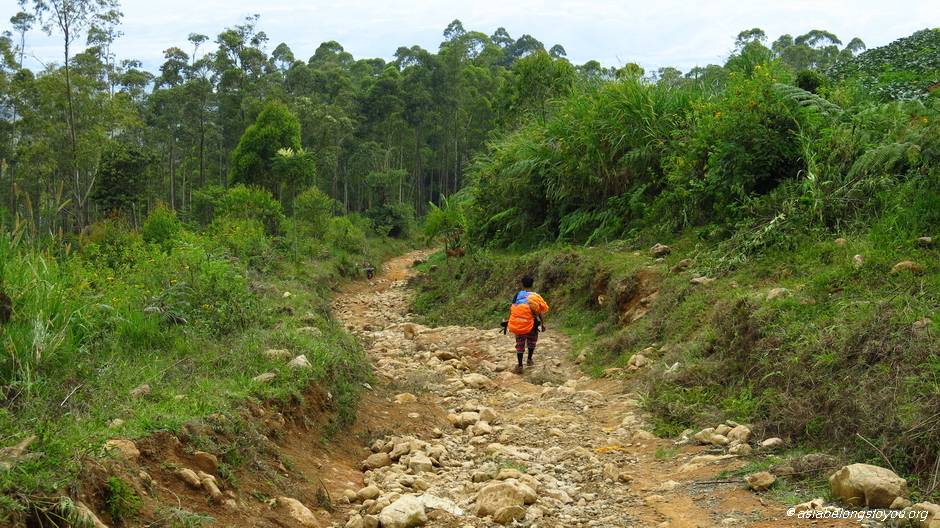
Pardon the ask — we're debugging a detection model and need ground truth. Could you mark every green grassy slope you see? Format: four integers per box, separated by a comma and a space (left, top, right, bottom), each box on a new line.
0, 205, 410, 521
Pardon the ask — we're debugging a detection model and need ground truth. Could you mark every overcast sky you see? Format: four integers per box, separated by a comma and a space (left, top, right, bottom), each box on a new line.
2, 0, 937, 74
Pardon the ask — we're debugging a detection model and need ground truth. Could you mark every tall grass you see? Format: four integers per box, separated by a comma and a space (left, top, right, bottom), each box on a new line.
0, 185, 406, 520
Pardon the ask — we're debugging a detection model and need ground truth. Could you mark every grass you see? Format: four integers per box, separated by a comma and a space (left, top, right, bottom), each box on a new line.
654, 446, 678, 460
0, 208, 412, 522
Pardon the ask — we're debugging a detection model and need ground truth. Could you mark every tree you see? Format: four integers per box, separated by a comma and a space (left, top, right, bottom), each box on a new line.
229, 100, 302, 195
618, 63, 645, 79
271, 147, 315, 207
5, 11, 34, 215
548, 44, 567, 59
508, 51, 575, 122
21, 0, 121, 228
443, 19, 466, 42
491, 27, 512, 48
735, 28, 767, 49
92, 140, 153, 216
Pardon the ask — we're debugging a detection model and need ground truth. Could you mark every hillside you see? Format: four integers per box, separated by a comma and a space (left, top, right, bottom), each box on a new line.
412, 25, 940, 519
829, 28, 940, 99
3, 4, 940, 526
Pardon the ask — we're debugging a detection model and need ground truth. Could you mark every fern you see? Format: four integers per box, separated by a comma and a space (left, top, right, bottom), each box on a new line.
847, 141, 916, 180
773, 83, 843, 116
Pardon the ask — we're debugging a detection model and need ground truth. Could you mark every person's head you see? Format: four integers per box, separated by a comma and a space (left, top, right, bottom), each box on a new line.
521, 275, 534, 289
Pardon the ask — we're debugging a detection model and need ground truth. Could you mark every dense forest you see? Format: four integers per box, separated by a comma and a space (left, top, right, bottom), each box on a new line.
0, 3, 605, 237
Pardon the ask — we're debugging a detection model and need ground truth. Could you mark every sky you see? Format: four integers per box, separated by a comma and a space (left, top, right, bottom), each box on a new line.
2, 0, 938, 74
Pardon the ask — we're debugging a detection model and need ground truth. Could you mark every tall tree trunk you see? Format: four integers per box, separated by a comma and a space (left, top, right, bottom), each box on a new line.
63, 35, 83, 230
169, 138, 176, 210
198, 120, 206, 188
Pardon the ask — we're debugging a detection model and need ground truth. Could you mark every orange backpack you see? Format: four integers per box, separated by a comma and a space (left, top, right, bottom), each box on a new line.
507, 290, 549, 335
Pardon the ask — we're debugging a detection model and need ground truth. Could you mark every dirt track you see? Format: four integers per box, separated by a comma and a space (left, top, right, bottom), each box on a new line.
328, 250, 855, 527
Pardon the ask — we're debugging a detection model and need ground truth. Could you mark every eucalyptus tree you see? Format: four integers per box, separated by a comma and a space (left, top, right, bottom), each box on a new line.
20, 0, 121, 228
3, 11, 34, 215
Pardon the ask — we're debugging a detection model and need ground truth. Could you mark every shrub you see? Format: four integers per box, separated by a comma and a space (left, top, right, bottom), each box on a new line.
143, 242, 256, 334
141, 204, 183, 251
294, 186, 336, 235
191, 184, 226, 226
796, 69, 826, 93
229, 100, 303, 194
364, 203, 415, 238
216, 185, 285, 235
210, 217, 272, 270
80, 218, 145, 270
326, 216, 366, 253
659, 67, 804, 225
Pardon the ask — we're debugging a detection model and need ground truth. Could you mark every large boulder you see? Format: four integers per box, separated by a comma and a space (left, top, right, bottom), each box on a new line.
277, 497, 320, 527
361, 452, 392, 471
910, 502, 940, 528
462, 373, 491, 389
407, 452, 434, 474
476, 480, 535, 519
726, 424, 751, 443
378, 495, 427, 528
104, 439, 140, 461
829, 463, 908, 508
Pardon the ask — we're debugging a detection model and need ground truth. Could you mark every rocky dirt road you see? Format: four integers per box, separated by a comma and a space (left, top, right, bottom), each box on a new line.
330, 250, 859, 528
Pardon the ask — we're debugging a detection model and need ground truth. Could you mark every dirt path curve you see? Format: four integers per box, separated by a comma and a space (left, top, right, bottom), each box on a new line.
331, 250, 850, 528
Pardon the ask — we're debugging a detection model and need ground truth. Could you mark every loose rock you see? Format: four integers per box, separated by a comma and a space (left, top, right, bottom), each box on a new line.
829, 463, 908, 508
378, 495, 427, 528
277, 497, 320, 527
745, 471, 776, 491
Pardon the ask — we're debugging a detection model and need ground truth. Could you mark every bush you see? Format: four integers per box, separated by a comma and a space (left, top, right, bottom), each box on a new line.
796, 69, 826, 93
80, 218, 145, 270
364, 203, 415, 238
140, 241, 257, 334
659, 67, 804, 225
191, 184, 226, 226
141, 204, 183, 251
217, 185, 285, 235
229, 100, 303, 194
210, 217, 272, 270
326, 216, 366, 253
294, 186, 335, 235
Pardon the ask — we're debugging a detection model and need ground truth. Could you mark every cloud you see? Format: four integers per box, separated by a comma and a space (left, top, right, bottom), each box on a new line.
3, 0, 936, 73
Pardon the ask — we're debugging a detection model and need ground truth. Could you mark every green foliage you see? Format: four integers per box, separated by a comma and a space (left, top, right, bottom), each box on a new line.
105, 476, 142, 523
829, 29, 940, 100
216, 185, 285, 235
364, 202, 415, 238
325, 216, 367, 253
210, 217, 272, 269
80, 218, 146, 270
191, 185, 227, 226
91, 142, 154, 215
658, 67, 804, 225
795, 69, 827, 93
272, 147, 317, 209
141, 204, 183, 251
423, 192, 469, 249
229, 101, 303, 194
293, 186, 336, 234
505, 50, 576, 122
